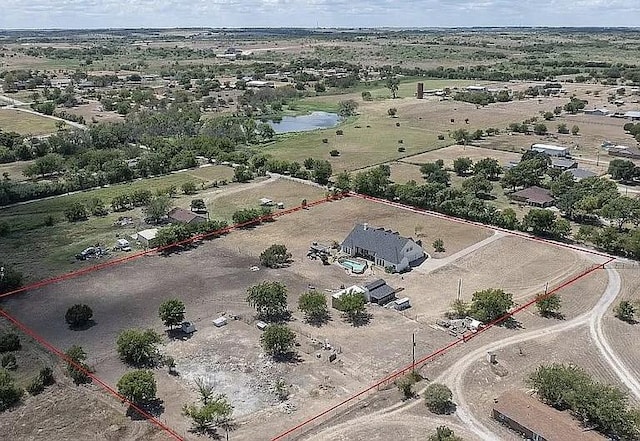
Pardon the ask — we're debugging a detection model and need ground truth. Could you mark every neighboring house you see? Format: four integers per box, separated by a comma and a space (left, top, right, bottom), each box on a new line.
133, 228, 159, 248
531, 143, 570, 157
584, 108, 611, 116
493, 390, 606, 441
167, 207, 207, 225
624, 110, 640, 121
341, 223, 424, 273
551, 158, 577, 170
509, 186, 555, 208
567, 168, 596, 181
608, 145, 640, 159
363, 279, 396, 306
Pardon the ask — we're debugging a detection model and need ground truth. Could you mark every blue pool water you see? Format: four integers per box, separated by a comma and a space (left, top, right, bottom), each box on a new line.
340, 259, 367, 274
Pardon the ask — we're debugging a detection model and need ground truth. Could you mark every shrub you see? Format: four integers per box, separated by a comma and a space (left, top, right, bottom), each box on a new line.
0, 333, 20, 353
438, 134, 445, 140
182, 181, 197, 195
0, 369, 22, 411
335, 130, 343, 136
65, 304, 93, 328
329, 149, 340, 157
424, 383, 454, 414
321, 138, 328, 143
1, 354, 17, 370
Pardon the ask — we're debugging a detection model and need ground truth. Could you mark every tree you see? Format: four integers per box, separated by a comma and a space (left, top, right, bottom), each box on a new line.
23, 153, 65, 178
462, 175, 492, 197
117, 370, 156, 405
387, 107, 397, 117
450, 128, 471, 145
452, 157, 473, 176
543, 111, 554, 120
158, 299, 186, 330
338, 99, 358, 117
334, 171, 351, 191
600, 196, 639, 230
420, 162, 449, 185
428, 426, 463, 441
0, 333, 20, 352
116, 329, 161, 367
361, 91, 372, 101
615, 300, 635, 323
432, 238, 445, 253
312, 160, 332, 185
233, 165, 253, 183
260, 244, 292, 269
557, 123, 570, 134
298, 291, 329, 325
143, 195, 172, 224
424, 383, 454, 414
0, 369, 22, 411
527, 363, 591, 410
65, 304, 93, 328
468, 288, 513, 323
246, 281, 288, 322
386, 76, 400, 99
522, 209, 558, 237
65, 345, 92, 384
261, 324, 296, 359
473, 157, 502, 180
191, 199, 206, 212
533, 122, 548, 135
608, 159, 636, 182
183, 394, 233, 434
181, 181, 197, 195
536, 293, 562, 318
339, 289, 368, 325
571, 125, 580, 135
64, 202, 88, 222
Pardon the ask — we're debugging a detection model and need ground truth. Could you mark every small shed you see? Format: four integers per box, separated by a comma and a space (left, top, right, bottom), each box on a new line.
392, 297, 411, 311
260, 198, 274, 206
256, 321, 268, 331
181, 322, 196, 334
363, 279, 396, 305
213, 317, 228, 327
134, 228, 159, 248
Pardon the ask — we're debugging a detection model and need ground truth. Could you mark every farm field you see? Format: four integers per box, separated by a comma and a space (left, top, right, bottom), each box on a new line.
0, 109, 59, 135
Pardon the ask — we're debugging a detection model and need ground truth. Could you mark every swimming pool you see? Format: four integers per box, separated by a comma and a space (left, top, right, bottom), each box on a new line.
339, 258, 367, 274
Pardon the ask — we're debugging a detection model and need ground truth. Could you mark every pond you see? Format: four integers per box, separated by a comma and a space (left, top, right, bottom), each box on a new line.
266, 111, 341, 134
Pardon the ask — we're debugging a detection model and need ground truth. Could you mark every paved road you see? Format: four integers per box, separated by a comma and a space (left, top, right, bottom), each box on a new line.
0, 93, 87, 130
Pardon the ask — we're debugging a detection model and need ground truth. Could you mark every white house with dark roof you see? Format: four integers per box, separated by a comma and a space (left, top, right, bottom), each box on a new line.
341, 224, 424, 272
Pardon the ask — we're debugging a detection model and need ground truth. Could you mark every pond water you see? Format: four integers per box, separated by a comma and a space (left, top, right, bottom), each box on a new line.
266, 111, 341, 134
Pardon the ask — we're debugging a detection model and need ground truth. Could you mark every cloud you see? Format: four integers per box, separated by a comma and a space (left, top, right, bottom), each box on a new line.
0, 0, 638, 28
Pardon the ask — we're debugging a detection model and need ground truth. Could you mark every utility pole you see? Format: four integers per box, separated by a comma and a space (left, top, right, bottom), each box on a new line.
457, 279, 462, 301
412, 333, 416, 373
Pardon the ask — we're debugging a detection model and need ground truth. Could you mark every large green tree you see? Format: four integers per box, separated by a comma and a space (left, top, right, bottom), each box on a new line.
339, 290, 368, 326
116, 329, 161, 367
260, 244, 292, 269
424, 383, 454, 414
298, 291, 329, 325
117, 370, 157, 405
462, 175, 492, 197
536, 293, 562, 318
143, 195, 172, 224
246, 281, 288, 322
158, 299, 186, 329
183, 394, 233, 434
386, 76, 400, 99
452, 157, 473, 176
468, 288, 513, 324
261, 324, 296, 359
65, 304, 93, 328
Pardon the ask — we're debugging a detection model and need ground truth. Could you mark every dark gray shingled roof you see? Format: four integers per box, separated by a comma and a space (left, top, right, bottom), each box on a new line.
364, 279, 396, 302
342, 224, 412, 265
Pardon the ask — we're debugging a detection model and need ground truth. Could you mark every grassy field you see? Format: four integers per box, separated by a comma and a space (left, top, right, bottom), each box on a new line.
0, 109, 59, 135
0, 165, 234, 281
0, 160, 34, 181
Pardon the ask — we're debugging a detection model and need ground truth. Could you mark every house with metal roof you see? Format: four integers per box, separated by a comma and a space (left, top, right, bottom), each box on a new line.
493, 390, 606, 441
341, 224, 424, 273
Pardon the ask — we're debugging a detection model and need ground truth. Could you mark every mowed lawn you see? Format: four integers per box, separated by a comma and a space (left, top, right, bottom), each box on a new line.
0, 109, 59, 135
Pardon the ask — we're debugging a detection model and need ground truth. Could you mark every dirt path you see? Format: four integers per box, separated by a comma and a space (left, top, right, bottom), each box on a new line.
439, 265, 622, 441
414, 230, 506, 275
590, 266, 640, 400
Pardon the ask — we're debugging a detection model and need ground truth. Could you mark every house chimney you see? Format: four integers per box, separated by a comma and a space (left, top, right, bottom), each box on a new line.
363, 223, 368, 230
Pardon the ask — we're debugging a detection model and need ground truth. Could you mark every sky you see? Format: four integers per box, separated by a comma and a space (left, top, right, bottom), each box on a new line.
0, 0, 639, 29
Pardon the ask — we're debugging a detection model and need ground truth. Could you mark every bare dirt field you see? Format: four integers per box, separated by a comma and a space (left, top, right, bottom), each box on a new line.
66, 100, 124, 125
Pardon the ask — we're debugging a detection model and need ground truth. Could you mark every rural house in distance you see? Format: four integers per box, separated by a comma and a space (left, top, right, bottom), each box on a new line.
341, 223, 424, 272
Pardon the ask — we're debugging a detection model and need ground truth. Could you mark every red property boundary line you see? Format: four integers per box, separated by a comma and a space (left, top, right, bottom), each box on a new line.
0, 307, 184, 441
271, 258, 615, 441
0, 192, 345, 300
